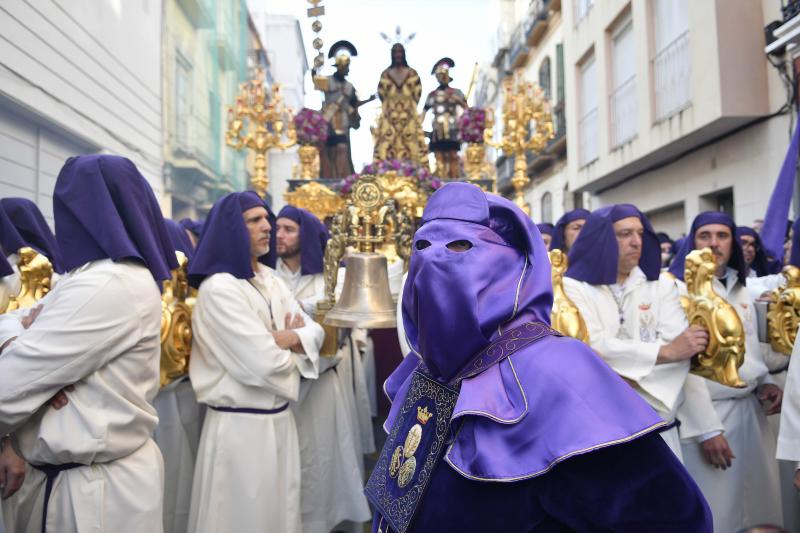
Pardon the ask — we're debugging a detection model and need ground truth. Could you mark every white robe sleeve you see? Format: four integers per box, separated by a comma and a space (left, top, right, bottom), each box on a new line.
282, 291, 323, 380
563, 277, 660, 382
0, 271, 142, 435
678, 373, 724, 440
193, 279, 314, 398
778, 331, 800, 461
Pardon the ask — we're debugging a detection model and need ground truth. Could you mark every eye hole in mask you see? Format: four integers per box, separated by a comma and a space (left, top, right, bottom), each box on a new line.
446, 240, 473, 252
415, 239, 432, 250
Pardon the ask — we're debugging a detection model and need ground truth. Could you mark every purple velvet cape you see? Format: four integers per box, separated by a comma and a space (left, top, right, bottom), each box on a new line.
53, 155, 178, 283
377, 183, 711, 531
736, 226, 781, 276
188, 191, 272, 288
565, 204, 661, 285
276, 205, 329, 275
0, 204, 25, 278
164, 219, 196, 260
550, 208, 589, 251
0, 198, 64, 273
668, 211, 747, 285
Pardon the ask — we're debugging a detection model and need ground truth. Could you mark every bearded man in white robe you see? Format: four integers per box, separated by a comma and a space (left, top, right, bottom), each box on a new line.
562, 204, 717, 461
668, 211, 784, 532
186, 192, 323, 533
274, 205, 371, 533
0, 154, 178, 533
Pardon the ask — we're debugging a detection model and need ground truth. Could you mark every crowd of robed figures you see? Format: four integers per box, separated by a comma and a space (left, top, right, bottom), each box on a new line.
0, 154, 800, 532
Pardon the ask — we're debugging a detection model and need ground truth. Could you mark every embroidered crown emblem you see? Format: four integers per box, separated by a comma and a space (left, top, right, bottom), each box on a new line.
416, 406, 432, 425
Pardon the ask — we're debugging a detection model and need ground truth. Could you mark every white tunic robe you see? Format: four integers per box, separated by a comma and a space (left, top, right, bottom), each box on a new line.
676, 269, 783, 532
187, 266, 322, 533
275, 259, 371, 533
0, 259, 164, 533
563, 268, 711, 459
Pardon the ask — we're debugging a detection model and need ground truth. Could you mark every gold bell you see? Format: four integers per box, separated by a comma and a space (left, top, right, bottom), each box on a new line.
324, 252, 397, 329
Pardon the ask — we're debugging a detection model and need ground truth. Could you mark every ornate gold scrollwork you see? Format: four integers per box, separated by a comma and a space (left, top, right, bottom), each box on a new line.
284, 181, 345, 222
684, 248, 746, 388
548, 249, 589, 343
5, 247, 53, 313
160, 252, 195, 388
767, 265, 800, 356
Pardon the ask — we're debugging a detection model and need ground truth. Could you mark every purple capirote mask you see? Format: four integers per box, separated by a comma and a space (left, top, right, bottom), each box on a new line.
401, 182, 553, 382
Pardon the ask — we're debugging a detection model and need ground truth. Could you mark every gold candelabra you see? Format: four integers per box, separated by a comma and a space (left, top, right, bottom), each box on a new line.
484, 72, 554, 214
225, 68, 297, 198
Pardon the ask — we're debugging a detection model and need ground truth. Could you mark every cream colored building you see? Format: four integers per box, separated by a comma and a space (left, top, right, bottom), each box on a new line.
562, 0, 792, 236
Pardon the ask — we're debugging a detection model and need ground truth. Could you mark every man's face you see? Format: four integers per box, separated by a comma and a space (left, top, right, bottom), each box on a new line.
660, 242, 672, 266
435, 70, 449, 86
276, 217, 301, 259
694, 223, 732, 271
613, 216, 644, 276
563, 219, 585, 251
541, 233, 552, 251
243, 206, 271, 258
336, 62, 350, 77
391, 45, 405, 65
739, 234, 756, 266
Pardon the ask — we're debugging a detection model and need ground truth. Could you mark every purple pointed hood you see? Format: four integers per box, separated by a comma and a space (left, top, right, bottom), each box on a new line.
551, 208, 590, 252
164, 219, 196, 261
668, 211, 747, 285
0, 205, 25, 278
188, 191, 273, 288
277, 205, 329, 275
566, 204, 661, 285
0, 198, 64, 273
401, 182, 553, 382
736, 226, 781, 276
53, 155, 178, 283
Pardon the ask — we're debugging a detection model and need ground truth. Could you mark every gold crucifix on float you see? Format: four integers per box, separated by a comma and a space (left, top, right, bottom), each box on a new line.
484, 71, 554, 214
225, 68, 297, 198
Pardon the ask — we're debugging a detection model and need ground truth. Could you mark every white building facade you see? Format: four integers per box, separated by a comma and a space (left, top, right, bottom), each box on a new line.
0, 1, 164, 220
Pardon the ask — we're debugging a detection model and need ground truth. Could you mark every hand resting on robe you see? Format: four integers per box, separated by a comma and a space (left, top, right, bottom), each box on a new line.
271, 312, 306, 354
0, 436, 25, 499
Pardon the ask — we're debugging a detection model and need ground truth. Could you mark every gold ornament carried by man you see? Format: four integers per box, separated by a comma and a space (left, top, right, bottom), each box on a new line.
160, 251, 195, 388
3, 247, 53, 313
767, 265, 800, 355
548, 249, 589, 343
684, 248, 746, 388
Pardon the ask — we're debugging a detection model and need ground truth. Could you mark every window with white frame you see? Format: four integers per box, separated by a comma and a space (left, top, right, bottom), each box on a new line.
610, 16, 636, 147
574, 0, 594, 24
578, 55, 599, 167
652, 0, 690, 121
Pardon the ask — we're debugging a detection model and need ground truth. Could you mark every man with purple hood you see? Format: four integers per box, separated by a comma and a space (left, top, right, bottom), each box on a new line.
535, 222, 554, 250
186, 192, 323, 533
563, 204, 717, 460
273, 205, 371, 532
366, 183, 711, 532
736, 226, 785, 301
669, 211, 784, 532
551, 208, 589, 252
0, 154, 178, 533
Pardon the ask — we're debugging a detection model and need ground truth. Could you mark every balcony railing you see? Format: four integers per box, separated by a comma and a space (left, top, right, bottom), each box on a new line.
508, 23, 530, 69
525, 0, 550, 46
610, 76, 636, 147
653, 30, 691, 122
578, 107, 598, 167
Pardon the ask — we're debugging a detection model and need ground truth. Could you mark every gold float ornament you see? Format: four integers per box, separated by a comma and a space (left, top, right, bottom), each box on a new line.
684, 248, 746, 388
463, 143, 497, 191
297, 145, 320, 179
160, 252, 195, 388
5, 247, 53, 313
284, 181, 344, 222
766, 265, 800, 355
225, 70, 297, 199
484, 71, 554, 214
548, 250, 589, 342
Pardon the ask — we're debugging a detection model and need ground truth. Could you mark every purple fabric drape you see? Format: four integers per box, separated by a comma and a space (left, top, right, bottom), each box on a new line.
761, 119, 800, 259
0, 198, 64, 273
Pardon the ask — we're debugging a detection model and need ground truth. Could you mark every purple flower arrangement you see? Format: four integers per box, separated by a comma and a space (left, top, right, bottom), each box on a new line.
458, 107, 487, 144
294, 108, 328, 145
338, 159, 443, 196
